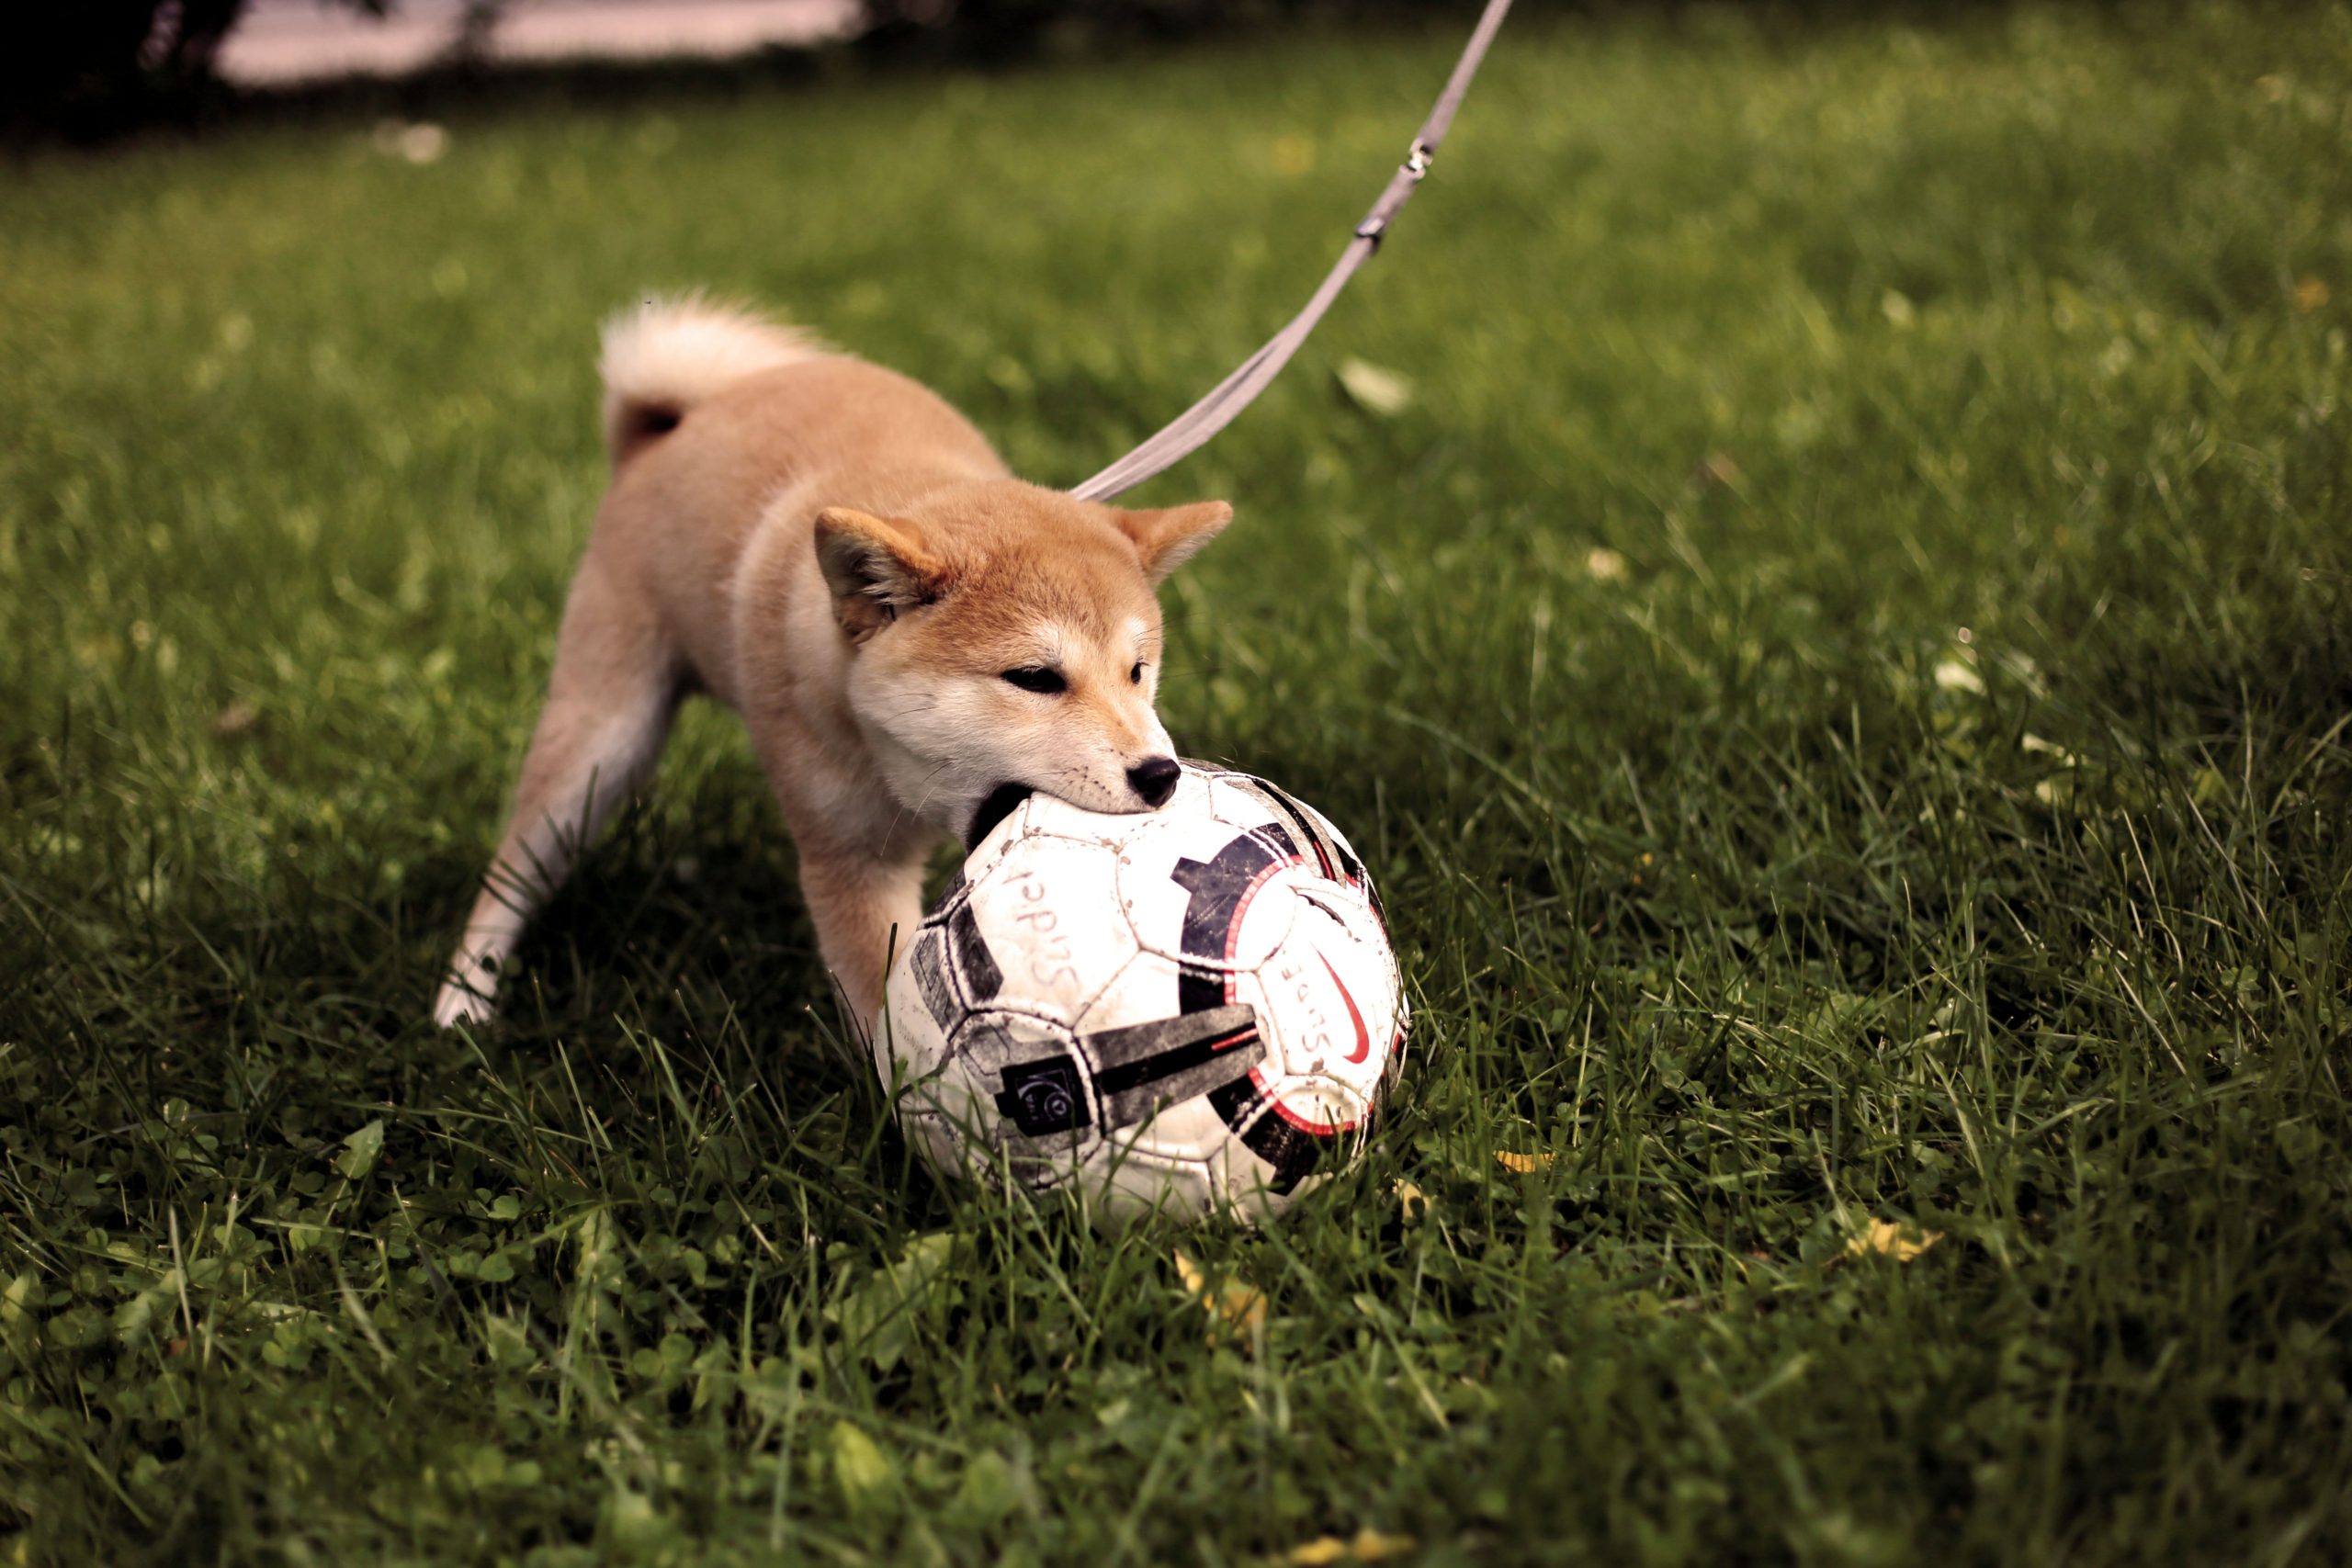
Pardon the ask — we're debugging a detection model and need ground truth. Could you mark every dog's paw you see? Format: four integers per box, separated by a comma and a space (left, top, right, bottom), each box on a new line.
432, 975, 499, 1030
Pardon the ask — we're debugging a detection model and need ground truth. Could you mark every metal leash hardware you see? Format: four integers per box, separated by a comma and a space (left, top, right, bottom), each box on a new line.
1357, 141, 1433, 250
1070, 0, 1515, 504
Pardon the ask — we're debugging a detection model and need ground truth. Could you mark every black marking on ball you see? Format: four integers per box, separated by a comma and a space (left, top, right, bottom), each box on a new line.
947, 901, 1002, 1003
994, 1055, 1091, 1136
1207, 1077, 1326, 1193
1229, 774, 1341, 882
1170, 828, 1295, 1011
924, 864, 970, 926
910, 928, 959, 1029
1169, 824, 1348, 1191
1080, 1004, 1264, 1131
1174, 964, 1223, 1017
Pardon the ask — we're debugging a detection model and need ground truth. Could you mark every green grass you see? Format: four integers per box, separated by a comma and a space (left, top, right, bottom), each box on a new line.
5, 3, 2351, 1562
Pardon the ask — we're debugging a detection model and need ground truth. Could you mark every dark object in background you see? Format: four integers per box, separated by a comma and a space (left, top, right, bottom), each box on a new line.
5, 0, 385, 141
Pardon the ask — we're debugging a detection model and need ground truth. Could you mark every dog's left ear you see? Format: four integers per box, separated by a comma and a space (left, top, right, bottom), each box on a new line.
1113, 501, 1233, 586
815, 506, 951, 641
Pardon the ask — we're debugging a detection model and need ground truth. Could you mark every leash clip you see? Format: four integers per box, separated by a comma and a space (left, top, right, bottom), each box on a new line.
1356, 141, 1437, 248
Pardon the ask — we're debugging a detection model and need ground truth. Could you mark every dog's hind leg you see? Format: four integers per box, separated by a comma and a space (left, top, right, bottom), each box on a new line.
434, 561, 680, 1028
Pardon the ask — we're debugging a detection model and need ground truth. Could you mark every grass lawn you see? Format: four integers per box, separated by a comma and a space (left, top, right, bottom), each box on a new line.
5, 3, 2351, 1561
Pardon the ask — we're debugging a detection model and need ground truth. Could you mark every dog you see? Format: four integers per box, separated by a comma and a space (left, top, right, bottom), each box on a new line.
433, 298, 1231, 1032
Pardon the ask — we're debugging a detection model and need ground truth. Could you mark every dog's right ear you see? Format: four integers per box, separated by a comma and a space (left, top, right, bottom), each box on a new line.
814, 507, 950, 641
1113, 500, 1233, 586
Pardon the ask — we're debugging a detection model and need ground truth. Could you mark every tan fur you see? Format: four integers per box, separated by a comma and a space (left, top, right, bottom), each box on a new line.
435, 299, 1231, 1032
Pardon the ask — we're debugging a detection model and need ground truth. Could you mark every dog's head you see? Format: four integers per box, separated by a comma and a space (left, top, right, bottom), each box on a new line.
814, 480, 1231, 840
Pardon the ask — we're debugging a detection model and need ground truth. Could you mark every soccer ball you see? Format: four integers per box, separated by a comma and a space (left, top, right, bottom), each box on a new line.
877, 763, 1405, 1224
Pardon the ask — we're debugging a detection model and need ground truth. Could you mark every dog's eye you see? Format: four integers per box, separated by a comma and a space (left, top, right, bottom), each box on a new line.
1129, 662, 1145, 685
1001, 667, 1066, 694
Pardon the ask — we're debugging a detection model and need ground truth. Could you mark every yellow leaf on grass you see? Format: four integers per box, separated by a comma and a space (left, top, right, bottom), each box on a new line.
1583, 547, 1629, 582
1392, 1179, 1428, 1222
1495, 1150, 1555, 1173
1173, 1250, 1205, 1294
1286, 1529, 1419, 1564
1933, 656, 1984, 694
1173, 1251, 1266, 1345
2295, 276, 2330, 311
1846, 1220, 1941, 1263
1336, 357, 1415, 417
2032, 773, 2079, 809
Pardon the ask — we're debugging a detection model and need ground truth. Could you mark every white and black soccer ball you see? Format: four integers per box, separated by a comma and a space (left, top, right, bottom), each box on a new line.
877, 763, 1406, 1224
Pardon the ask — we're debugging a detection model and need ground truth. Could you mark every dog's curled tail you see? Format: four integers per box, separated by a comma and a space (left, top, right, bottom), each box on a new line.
598, 297, 822, 464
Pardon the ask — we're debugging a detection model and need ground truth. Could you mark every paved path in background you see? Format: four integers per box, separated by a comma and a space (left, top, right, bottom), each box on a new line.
219, 0, 860, 86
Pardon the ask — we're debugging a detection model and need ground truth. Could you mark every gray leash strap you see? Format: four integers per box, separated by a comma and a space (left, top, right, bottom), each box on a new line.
1071, 0, 1515, 503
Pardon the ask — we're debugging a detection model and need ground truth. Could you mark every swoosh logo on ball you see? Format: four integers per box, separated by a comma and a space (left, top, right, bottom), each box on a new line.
1318, 953, 1372, 1064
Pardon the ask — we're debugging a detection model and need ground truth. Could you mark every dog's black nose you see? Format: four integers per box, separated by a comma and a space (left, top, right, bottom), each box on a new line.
1127, 756, 1182, 807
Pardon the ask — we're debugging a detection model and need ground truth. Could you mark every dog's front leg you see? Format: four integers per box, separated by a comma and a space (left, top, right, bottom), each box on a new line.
797, 849, 928, 1038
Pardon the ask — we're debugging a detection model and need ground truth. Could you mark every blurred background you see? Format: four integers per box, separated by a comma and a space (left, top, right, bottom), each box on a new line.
15, 0, 1526, 139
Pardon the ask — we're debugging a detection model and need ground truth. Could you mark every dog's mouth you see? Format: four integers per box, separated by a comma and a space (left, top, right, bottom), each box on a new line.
963, 782, 1035, 851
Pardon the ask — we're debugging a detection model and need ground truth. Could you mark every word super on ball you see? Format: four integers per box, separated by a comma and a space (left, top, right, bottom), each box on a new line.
878, 764, 1407, 1223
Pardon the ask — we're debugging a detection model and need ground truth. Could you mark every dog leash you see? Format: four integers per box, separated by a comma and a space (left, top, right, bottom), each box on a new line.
1070, 0, 1515, 503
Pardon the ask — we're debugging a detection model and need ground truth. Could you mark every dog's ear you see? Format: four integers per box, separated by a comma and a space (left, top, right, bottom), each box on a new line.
814, 507, 950, 640
1113, 501, 1233, 586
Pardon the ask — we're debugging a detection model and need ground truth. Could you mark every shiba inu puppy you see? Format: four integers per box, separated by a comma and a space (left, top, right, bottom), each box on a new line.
433, 299, 1230, 1032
